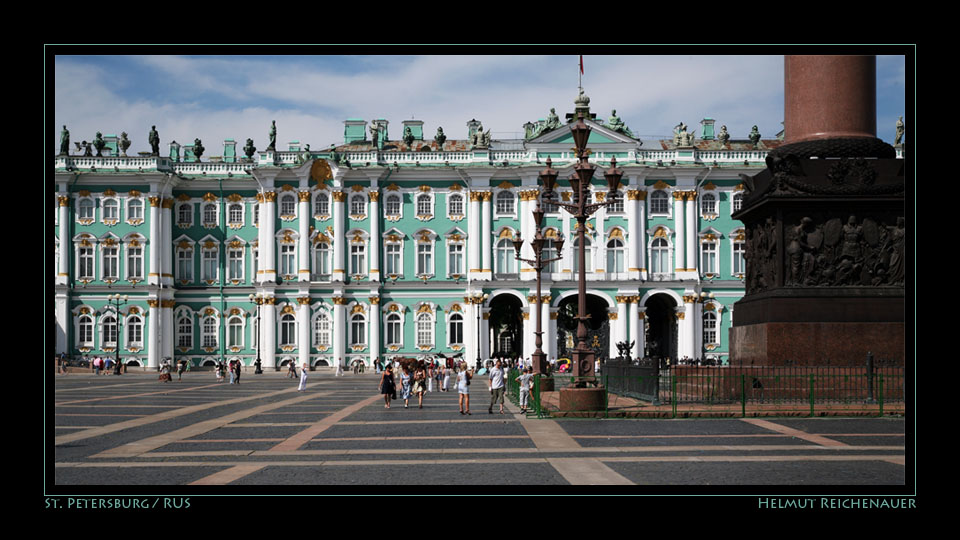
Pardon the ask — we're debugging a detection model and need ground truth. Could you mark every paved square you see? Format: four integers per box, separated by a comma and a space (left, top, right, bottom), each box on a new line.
52, 371, 907, 487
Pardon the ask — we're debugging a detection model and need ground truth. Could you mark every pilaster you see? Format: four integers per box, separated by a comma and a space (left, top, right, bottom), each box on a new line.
298, 296, 310, 367
673, 191, 685, 274
480, 191, 492, 280
298, 191, 311, 282
369, 295, 380, 366
332, 191, 346, 282
333, 295, 346, 367
468, 191, 482, 280
369, 190, 380, 282
147, 299, 159, 369
262, 296, 277, 368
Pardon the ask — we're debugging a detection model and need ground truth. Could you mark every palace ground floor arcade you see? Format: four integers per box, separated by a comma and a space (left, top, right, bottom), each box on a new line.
53, 282, 741, 369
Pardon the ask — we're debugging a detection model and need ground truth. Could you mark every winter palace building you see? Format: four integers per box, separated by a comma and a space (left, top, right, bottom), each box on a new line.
55, 92, 897, 370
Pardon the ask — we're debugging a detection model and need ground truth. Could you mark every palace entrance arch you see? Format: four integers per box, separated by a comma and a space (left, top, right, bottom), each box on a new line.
556, 293, 611, 363
643, 293, 678, 362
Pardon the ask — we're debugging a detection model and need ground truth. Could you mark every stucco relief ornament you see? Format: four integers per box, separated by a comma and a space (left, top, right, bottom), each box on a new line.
119, 132, 131, 157
93, 132, 106, 157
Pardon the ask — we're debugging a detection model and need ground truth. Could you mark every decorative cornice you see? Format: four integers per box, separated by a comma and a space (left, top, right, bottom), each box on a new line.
653, 180, 671, 190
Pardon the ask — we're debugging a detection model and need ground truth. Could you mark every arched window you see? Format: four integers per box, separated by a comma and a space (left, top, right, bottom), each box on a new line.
177, 316, 193, 348
496, 238, 515, 274
78, 199, 95, 220
78, 315, 94, 347
416, 193, 432, 216
203, 203, 217, 226
651, 237, 670, 275
701, 193, 716, 215
496, 191, 515, 214
448, 312, 464, 346
228, 203, 244, 225
202, 316, 218, 348
102, 315, 117, 347
650, 190, 669, 215
228, 316, 244, 349
448, 193, 464, 217
606, 237, 625, 273
128, 199, 143, 222
386, 312, 402, 346
280, 313, 296, 347
280, 194, 297, 216
385, 194, 401, 217
350, 313, 366, 346
350, 194, 366, 216
417, 312, 433, 348
314, 312, 331, 349
703, 311, 718, 346
177, 203, 192, 227
573, 236, 593, 273
102, 199, 119, 221
314, 193, 329, 216
127, 315, 143, 348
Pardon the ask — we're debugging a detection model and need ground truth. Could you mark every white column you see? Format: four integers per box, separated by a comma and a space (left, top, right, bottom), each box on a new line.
636, 306, 646, 359
55, 292, 69, 357
628, 298, 640, 355
298, 192, 311, 282
261, 192, 277, 283
547, 308, 558, 362
161, 299, 174, 365
616, 296, 628, 357
161, 199, 174, 286
480, 192, 492, 278
469, 192, 481, 277
369, 191, 380, 282
148, 299, 159, 369
597, 205, 607, 276
520, 190, 535, 281
298, 297, 310, 367
332, 192, 345, 281
333, 297, 346, 368
685, 192, 697, 273
263, 297, 277, 369
148, 196, 160, 285
607, 308, 618, 361
522, 301, 535, 361
673, 191, 685, 274
465, 299, 478, 367
480, 307, 490, 362
369, 297, 380, 367
541, 295, 552, 362
679, 296, 695, 361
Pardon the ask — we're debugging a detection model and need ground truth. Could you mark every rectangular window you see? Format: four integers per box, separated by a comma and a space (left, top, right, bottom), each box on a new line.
701, 242, 717, 275
385, 244, 400, 275
417, 243, 432, 275
733, 242, 745, 275
203, 249, 218, 281
129, 200, 143, 220
78, 247, 94, 279
351, 244, 366, 276
448, 243, 463, 275
281, 244, 295, 276
229, 248, 243, 281
178, 250, 193, 281
103, 247, 119, 280
127, 246, 143, 280
129, 321, 142, 345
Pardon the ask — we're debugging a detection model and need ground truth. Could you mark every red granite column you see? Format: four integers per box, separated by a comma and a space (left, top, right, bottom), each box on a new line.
784, 55, 876, 143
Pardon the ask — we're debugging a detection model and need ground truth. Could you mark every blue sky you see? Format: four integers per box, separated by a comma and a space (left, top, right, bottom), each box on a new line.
53, 54, 907, 156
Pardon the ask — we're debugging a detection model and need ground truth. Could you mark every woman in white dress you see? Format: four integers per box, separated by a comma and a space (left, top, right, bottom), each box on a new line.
442, 367, 451, 392
298, 363, 308, 392
457, 362, 472, 415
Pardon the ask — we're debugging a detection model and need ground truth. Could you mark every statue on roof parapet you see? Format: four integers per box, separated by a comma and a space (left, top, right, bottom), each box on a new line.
93, 132, 105, 157
674, 122, 694, 147
119, 132, 131, 157
895, 116, 904, 147
149, 125, 160, 156
607, 109, 633, 138
267, 120, 277, 152
717, 125, 730, 147
244, 138, 256, 161
59, 125, 70, 156
434, 127, 446, 148
749, 125, 762, 147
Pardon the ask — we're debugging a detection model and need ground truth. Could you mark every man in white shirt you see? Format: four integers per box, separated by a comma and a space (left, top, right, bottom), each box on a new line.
488, 360, 505, 414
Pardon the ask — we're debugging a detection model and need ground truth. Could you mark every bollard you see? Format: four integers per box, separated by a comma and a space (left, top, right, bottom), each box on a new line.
866, 351, 876, 404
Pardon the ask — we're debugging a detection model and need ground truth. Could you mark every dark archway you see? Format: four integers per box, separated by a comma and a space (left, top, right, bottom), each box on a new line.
644, 293, 678, 362
556, 293, 610, 362
488, 294, 523, 362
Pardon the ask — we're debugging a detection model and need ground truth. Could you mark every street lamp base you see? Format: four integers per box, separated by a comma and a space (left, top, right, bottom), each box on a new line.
558, 386, 605, 412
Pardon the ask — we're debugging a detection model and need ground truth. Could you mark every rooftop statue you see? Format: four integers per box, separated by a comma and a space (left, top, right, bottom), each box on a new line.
434, 126, 446, 148
267, 120, 277, 152
119, 132, 131, 157
895, 116, 904, 146
673, 122, 694, 147
607, 109, 633, 138
403, 126, 414, 147
749, 125, 762, 146
717, 125, 730, 146
244, 138, 256, 160
93, 132, 105, 157
544, 107, 561, 130
193, 138, 205, 161
59, 125, 70, 156
148, 126, 160, 156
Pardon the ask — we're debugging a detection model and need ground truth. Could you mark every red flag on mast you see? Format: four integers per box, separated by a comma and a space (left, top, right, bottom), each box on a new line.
580, 55, 584, 74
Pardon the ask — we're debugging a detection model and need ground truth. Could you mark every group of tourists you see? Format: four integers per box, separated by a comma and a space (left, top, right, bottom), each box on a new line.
214, 359, 243, 384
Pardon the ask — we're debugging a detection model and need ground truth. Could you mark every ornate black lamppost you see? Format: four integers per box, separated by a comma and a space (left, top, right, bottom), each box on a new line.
511, 160, 565, 379
248, 293, 263, 374
467, 291, 488, 372
107, 294, 128, 375
541, 113, 623, 392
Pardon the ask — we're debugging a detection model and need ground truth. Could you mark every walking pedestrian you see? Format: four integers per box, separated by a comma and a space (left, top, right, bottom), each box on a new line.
457, 362, 471, 415
400, 364, 413, 409
216, 360, 224, 382
234, 359, 242, 384
298, 362, 309, 392
228, 359, 236, 384
413, 362, 427, 409
287, 361, 298, 378
488, 359, 505, 414
442, 366, 451, 392
177, 359, 187, 381
379, 363, 396, 408
335, 359, 344, 377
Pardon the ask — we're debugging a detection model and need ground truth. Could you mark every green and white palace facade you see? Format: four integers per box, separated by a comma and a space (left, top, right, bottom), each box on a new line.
55, 95, 859, 370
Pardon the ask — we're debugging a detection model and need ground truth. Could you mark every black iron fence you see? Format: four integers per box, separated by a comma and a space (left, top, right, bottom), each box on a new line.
509, 356, 905, 418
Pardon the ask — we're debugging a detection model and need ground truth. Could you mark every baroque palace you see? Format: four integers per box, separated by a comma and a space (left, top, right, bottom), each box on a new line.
56, 92, 897, 370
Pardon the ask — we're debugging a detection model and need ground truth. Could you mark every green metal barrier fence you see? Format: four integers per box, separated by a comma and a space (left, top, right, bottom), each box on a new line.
518, 368, 904, 419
